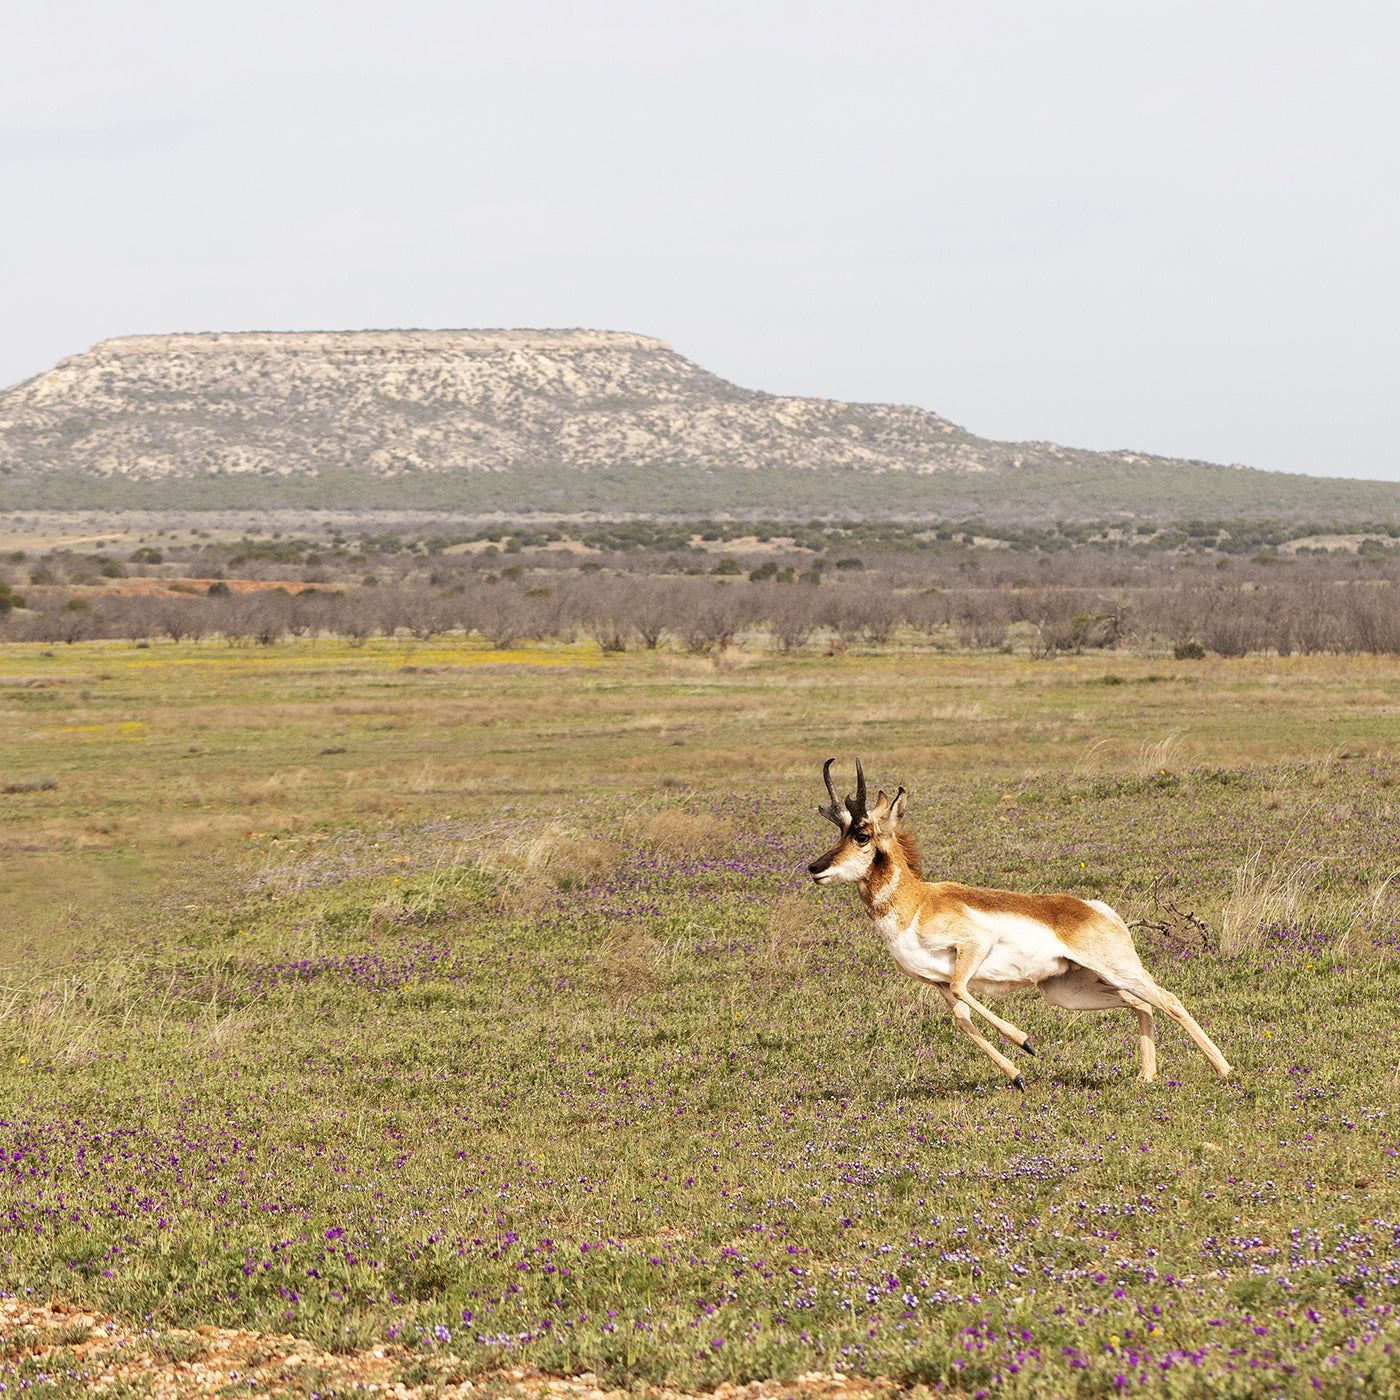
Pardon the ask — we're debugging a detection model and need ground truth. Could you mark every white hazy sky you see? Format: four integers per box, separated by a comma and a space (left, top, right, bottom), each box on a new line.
3, 1, 1397, 479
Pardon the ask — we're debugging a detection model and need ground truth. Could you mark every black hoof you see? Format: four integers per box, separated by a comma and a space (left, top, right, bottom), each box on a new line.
1012, 1073, 1026, 1093
1021, 1040, 1036, 1057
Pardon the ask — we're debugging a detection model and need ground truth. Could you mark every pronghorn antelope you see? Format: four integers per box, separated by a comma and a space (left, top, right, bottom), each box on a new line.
807, 758, 1231, 1088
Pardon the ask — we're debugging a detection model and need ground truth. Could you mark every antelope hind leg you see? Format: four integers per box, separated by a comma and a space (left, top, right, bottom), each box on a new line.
1041, 968, 1156, 1080
1118, 990, 1157, 1083
1153, 986, 1231, 1078
1051, 961, 1232, 1080
1136, 1008, 1157, 1082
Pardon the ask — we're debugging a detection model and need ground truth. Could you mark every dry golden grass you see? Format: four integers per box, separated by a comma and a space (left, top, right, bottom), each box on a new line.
368, 899, 408, 933
234, 770, 308, 804
758, 894, 824, 983
479, 823, 628, 913
1072, 737, 1114, 777
594, 923, 659, 1000
200, 1009, 260, 1046
347, 788, 403, 814
1136, 728, 1185, 776
73, 819, 125, 848
642, 811, 732, 858
659, 656, 719, 678
547, 835, 625, 885
766, 893, 813, 943
165, 815, 258, 846
1218, 850, 1400, 962
498, 876, 555, 917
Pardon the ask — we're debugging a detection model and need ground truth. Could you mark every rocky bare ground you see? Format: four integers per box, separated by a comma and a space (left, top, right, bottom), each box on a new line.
0, 1296, 906, 1400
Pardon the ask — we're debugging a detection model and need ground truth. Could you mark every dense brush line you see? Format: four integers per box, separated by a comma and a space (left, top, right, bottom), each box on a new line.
6, 567, 1400, 656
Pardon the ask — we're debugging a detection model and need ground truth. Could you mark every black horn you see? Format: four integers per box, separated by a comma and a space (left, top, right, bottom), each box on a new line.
853, 756, 867, 812
818, 757, 845, 827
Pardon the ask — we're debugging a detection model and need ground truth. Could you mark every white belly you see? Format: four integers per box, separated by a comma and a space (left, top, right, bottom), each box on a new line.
882, 918, 957, 982
878, 908, 1073, 989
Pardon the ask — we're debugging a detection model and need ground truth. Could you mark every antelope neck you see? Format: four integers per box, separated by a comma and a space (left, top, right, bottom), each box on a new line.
858, 845, 907, 913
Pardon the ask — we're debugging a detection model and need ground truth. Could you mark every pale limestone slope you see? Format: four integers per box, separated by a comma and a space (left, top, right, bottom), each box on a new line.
0, 328, 1063, 482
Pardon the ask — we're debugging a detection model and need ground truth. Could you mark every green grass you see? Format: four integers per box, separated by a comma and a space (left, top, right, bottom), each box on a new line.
2, 639, 1400, 1394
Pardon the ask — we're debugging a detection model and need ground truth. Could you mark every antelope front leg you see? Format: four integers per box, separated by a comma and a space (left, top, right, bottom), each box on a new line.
958, 989, 1036, 1056
933, 984, 1026, 1091
949, 942, 1035, 1057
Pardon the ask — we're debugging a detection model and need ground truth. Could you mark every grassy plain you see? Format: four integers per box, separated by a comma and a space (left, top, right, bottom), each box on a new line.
3, 635, 1400, 1396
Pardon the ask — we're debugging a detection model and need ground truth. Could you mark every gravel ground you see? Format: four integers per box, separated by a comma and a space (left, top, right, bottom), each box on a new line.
0, 1297, 900, 1400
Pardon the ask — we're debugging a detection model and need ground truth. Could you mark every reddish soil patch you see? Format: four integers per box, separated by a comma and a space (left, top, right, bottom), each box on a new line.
23, 578, 329, 598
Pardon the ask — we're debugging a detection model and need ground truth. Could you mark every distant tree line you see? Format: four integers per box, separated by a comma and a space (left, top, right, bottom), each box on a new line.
6, 552, 1400, 657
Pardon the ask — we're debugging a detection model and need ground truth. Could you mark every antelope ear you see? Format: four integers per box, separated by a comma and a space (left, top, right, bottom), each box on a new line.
869, 789, 894, 830
890, 787, 908, 824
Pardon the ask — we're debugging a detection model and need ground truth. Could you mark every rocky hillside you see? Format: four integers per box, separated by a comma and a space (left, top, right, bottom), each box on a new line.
0, 329, 989, 479
1, 329, 1395, 519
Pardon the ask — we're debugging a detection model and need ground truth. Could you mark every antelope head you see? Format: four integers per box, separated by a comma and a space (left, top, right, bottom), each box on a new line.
807, 757, 909, 885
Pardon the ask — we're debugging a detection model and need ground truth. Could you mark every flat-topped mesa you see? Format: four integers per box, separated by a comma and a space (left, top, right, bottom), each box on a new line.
10, 326, 977, 486
5, 324, 1339, 516
81, 329, 672, 360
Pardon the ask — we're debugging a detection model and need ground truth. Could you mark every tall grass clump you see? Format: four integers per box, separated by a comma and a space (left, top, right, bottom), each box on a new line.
1219, 852, 1310, 956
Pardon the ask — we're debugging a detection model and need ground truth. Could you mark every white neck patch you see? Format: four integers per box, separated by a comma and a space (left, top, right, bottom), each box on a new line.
869, 864, 900, 907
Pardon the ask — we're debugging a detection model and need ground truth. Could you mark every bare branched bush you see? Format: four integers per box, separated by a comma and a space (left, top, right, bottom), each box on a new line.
9, 539, 1400, 661
625, 580, 675, 650
679, 585, 747, 654
820, 591, 863, 651
858, 590, 901, 644
953, 592, 1012, 651
156, 598, 209, 643
815, 586, 899, 649
1344, 587, 1400, 655
1285, 585, 1345, 655
1195, 593, 1256, 659
903, 589, 951, 640
763, 585, 819, 653
474, 587, 526, 649
1020, 590, 1083, 656
203, 591, 292, 645
576, 576, 636, 653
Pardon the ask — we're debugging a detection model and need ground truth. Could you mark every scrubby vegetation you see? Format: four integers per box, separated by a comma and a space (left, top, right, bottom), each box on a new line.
7, 515, 1400, 660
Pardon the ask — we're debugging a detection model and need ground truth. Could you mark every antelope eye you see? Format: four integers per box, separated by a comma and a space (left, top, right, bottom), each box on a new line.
853, 831, 871, 846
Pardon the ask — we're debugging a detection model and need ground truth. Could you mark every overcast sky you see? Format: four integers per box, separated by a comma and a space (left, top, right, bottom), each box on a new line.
3, 1, 1397, 479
